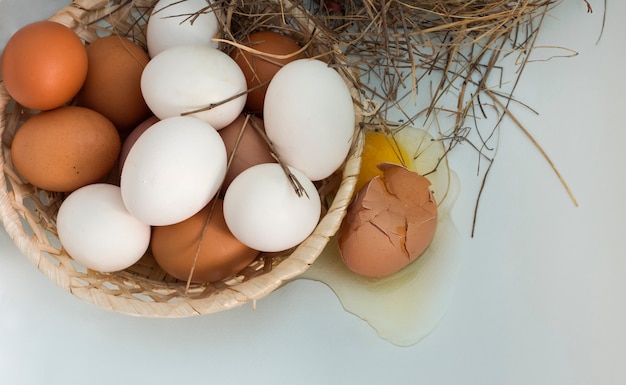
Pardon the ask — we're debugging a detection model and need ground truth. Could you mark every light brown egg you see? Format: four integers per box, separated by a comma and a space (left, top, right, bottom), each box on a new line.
230, 31, 304, 114
10, 106, 121, 192
150, 198, 260, 283
118, 115, 159, 177
218, 114, 276, 191
1, 21, 88, 111
76, 35, 151, 136
338, 163, 438, 278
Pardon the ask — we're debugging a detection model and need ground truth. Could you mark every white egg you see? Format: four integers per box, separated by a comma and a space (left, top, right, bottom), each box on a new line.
147, 0, 221, 58
141, 45, 247, 130
223, 163, 321, 252
263, 58, 355, 181
120, 116, 227, 226
57, 184, 151, 273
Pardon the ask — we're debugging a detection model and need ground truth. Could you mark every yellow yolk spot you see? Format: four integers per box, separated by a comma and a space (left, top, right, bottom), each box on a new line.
355, 130, 409, 192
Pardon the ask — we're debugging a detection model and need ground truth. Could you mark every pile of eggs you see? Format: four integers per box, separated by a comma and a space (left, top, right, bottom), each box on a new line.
1, 0, 356, 283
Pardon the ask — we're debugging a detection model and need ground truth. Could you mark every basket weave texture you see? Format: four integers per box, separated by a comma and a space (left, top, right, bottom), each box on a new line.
0, 0, 364, 317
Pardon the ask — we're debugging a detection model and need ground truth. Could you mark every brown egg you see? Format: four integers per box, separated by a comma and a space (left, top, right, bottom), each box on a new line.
1, 21, 88, 111
11, 106, 121, 192
230, 31, 304, 114
76, 35, 151, 135
151, 199, 260, 283
118, 115, 159, 176
218, 114, 276, 191
338, 163, 438, 278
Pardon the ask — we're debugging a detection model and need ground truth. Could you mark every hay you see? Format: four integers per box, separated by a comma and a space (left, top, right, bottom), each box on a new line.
290, 0, 574, 234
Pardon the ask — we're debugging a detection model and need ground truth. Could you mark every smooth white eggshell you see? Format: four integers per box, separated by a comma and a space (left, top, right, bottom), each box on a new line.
223, 163, 321, 252
120, 116, 227, 226
141, 45, 247, 129
263, 59, 355, 181
57, 184, 151, 273
147, 0, 220, 57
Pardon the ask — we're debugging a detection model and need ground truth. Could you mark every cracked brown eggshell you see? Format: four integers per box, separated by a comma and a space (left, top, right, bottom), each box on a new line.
338, 163, 438, 278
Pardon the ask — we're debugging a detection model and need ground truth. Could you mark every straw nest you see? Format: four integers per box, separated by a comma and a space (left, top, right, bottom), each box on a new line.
270, 0, 568, 233
324, 0, 569, 234
0, 0, 563, 316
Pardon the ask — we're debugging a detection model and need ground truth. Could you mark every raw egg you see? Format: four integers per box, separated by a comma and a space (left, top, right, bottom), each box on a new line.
57, 183, 151, 273
263, 59, 355, 181
120, 116, 227, 226
230, 30, 304, 114
10, 106, 121, 192
140, 45, 247, 130
303, 126, 459, 347
147, 0, 221, 57
218, 114, 275, 191
118, 115, 160, 176
1, 20, 88, 110
151, 199, 260, 283
338, 163, 438, 278
76, 35, 151, 135
356, 130, 409, 192
223, 163, 320, 252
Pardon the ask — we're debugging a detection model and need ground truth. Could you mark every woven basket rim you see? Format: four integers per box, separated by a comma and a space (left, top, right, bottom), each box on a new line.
0, 0, 364, 317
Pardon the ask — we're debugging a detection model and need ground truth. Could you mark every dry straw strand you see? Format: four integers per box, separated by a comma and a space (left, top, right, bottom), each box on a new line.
317, 0, 575, 233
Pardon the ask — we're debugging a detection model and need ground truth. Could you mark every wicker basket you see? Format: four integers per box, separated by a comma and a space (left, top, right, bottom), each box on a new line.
0, 0, 364, 317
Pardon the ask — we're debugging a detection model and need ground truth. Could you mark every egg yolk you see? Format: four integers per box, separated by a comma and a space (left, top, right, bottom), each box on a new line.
356, 130, 409, 192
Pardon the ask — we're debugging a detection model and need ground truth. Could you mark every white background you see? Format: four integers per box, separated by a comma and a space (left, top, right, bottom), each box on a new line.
1, 0, 624, 384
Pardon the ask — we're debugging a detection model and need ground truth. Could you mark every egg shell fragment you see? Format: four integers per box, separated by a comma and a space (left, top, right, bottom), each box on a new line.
140, 44, 247, 129
57, 183, 151, 273
223, 163, 321, 252
120, 116, 227, 226
263, 58, 355, 181
147, 0, 220, 58
338, 163, 438, 278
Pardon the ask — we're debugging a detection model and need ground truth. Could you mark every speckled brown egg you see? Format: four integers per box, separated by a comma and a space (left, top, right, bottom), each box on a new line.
338, 163, 438, 278
76, 35, 151, 136
230, 31, 304, 114
218, 114, 276, 191
1, 21, 88, 111
10, 106, 121, 192
150, 198, 260, 283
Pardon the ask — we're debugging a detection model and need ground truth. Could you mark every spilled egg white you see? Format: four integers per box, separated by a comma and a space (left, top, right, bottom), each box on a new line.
301, 126, 462, 347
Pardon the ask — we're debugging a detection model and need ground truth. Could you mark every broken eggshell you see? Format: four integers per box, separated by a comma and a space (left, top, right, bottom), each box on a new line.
300, 125, 461, 346
338, 162, 437, 278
